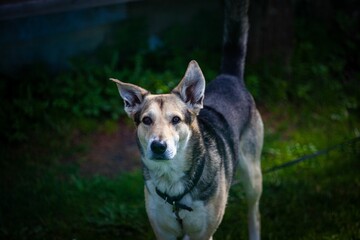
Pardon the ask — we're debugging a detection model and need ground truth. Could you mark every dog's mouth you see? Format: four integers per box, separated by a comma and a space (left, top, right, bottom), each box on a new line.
149, 154, 171, 161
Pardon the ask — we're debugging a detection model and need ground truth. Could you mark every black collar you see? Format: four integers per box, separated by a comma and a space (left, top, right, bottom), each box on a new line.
154, 156, 205, 212
155, 187, 193, 212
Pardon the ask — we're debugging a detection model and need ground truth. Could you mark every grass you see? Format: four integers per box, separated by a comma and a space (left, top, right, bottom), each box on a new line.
0, 164, 149, 240
1, 103, 359, 240
215, 105, 360, 240
219, 140, 360, 240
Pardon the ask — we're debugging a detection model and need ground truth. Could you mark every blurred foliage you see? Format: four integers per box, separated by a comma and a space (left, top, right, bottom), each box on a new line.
246, 8, 359, 112
1, 4, 359, 143
0, 15, 222, 143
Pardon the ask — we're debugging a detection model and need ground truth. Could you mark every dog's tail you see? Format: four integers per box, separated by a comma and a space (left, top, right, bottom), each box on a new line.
220, 0, 249, 80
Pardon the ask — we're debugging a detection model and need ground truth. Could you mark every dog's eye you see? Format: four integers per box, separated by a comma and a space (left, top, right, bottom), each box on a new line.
171, 116, 181, 125
142, 116, 153, 125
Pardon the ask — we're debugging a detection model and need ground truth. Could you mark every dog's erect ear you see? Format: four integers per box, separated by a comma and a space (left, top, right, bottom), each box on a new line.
172, 60, 205, 114
110, 78, 148, 117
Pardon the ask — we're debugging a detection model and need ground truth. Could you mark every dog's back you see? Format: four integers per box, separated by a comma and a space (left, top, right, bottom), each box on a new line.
199, 0, 256, 183
204, 0, 253, 136
199, 2, 263, 238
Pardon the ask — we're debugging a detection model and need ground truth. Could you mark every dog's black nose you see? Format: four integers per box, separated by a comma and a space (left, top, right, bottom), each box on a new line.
151, 140, 167, 155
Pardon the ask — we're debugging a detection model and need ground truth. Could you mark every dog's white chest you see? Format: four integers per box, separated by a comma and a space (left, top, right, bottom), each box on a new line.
145, 185, 209, 237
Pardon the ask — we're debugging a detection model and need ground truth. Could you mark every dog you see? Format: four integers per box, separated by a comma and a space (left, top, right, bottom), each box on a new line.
110, 0, 263, 239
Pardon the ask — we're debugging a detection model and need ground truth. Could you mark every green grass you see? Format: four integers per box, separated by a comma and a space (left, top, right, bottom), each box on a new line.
214, 105, 360, 240
0, 165, 150, 240
1, 103, 359, 239
217, 141, 360, 240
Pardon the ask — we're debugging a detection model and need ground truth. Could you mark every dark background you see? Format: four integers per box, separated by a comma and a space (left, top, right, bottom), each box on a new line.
0, 0, 359, 239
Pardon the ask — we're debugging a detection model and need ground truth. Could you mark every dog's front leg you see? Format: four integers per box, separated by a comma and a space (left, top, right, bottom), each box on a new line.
145, 187, 182, 240
150, 224, 178, 240
146, 212, 181, 240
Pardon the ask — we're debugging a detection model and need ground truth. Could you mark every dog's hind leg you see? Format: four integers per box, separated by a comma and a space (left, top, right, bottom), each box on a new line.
238, 109, 264, 240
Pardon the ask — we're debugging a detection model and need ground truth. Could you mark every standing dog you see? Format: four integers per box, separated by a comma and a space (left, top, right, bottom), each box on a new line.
110, 0, 263, 239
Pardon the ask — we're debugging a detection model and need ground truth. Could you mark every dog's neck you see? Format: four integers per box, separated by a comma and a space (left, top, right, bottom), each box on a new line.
143, 153, 192, 197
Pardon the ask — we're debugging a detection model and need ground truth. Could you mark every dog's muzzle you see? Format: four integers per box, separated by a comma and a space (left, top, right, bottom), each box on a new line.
150, 140, 168, 160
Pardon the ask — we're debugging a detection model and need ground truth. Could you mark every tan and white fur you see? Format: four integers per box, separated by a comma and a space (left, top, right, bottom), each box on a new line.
110, 0, 263, 239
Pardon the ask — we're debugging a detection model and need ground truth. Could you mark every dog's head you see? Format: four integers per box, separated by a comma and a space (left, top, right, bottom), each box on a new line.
111, 60, 205, 165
